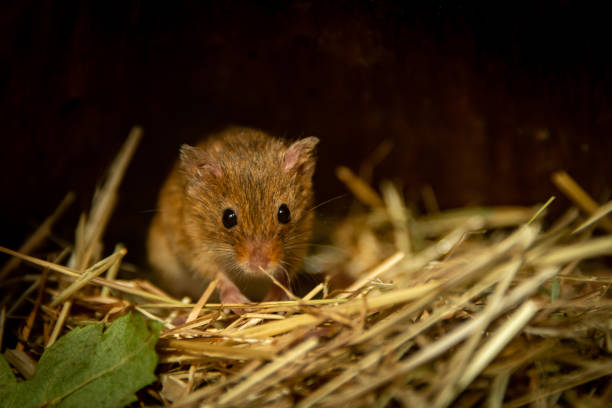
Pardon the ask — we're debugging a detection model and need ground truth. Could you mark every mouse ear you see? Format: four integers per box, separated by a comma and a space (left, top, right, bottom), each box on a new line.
179, 144, 223, 178
283, 136, 319, 176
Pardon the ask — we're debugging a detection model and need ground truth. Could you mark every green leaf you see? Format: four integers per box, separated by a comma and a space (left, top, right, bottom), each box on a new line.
0, 353, 17, 393
0, 353, 16, 385
0, 312, 161, 408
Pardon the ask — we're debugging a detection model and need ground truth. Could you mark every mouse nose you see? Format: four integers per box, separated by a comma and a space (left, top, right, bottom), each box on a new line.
247, 241, 271, 272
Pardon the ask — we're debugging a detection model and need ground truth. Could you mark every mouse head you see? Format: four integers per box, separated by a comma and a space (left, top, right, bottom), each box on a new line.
180, 130, 319, 281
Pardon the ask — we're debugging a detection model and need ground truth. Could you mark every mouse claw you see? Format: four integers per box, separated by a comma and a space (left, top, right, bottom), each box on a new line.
226, 306, 250, 315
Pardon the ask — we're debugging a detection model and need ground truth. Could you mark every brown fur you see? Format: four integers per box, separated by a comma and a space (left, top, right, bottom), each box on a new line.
147, 127, 318, 302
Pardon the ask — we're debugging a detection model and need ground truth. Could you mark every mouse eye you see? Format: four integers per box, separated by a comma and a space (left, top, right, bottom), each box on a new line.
222, 208, 237, 229
277, 203, 291, 224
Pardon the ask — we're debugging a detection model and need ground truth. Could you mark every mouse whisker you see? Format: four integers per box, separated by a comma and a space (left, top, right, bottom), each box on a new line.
307, 194, 348, 212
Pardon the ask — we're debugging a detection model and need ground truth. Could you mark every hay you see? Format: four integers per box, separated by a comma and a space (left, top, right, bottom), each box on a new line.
1, 130, 612, 407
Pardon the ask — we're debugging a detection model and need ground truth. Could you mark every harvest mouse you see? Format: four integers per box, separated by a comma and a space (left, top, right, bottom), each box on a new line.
147, 126, 319, 307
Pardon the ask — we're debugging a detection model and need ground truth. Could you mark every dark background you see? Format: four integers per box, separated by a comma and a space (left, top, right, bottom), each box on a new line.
1, 1, 611, 266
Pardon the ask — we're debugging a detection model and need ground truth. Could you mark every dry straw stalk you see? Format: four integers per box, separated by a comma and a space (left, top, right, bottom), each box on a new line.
1, 133, 612, 407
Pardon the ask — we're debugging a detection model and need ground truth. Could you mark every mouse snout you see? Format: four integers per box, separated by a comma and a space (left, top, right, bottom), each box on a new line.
238, 239, 280, 274
248, 243, 270, 271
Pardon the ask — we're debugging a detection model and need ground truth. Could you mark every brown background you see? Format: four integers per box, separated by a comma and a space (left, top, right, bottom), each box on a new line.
1, 1, 611, 266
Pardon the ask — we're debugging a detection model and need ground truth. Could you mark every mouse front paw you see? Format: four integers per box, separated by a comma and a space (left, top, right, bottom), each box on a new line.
220, 288, 250, 305
218, 278, 251, 314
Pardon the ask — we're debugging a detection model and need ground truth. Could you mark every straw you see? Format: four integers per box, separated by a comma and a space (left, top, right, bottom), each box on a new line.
0, 191, 75, 282
3, 129, 612, 408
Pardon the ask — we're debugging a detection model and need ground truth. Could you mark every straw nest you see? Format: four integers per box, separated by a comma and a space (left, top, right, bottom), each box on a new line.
1, 128, 612, 407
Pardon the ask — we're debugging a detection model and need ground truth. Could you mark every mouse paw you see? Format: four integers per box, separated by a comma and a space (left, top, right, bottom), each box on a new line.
263, 284, 290, 302
220, 288, 250, 305
219, 282, 251, 315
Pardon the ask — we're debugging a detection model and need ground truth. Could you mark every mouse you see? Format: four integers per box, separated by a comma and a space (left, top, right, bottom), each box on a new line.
147, 126, 319, 307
